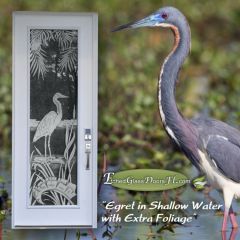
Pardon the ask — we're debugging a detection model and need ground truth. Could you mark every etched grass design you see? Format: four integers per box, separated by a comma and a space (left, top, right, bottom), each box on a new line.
30, 107, 77, 205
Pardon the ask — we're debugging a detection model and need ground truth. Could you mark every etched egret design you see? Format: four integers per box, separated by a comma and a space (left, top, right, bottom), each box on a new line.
33, 92, 68, 158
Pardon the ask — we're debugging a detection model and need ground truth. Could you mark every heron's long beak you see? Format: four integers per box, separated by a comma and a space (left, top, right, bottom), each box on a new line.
112, 14, 165, 32
59, 94, 68, 99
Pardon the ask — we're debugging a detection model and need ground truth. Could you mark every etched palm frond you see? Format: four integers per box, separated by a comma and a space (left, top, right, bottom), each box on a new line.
54, 30, 77, 50
30, 29, 78, 80
30, 47, 47, 79
30, 29, 54, 47
30, 29, 51, 79
58, 47, 77, 73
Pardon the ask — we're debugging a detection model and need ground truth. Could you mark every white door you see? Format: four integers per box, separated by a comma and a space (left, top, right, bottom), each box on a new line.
12, 12, 98, 228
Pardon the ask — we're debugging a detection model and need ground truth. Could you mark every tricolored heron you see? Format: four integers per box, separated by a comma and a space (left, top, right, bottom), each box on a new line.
33, 92, 68, 158
113, 6, 240, 231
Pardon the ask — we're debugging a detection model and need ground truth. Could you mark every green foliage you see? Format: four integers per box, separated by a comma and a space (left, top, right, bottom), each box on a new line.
0, 0, 240, 170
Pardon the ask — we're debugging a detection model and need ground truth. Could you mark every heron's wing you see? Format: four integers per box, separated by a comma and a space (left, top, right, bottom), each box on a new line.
191, 117, 240, 182
204, 135, 240, 183
33, 111, 58, 142
191, 117, 240, 148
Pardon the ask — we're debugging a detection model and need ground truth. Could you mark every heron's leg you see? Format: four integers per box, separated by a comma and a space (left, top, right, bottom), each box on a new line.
222, 210, 229, 232
48, 135, 52, 158
229, 206, 238, 229
230, 228, 238, 240
222, 189, 234, 231
221, 231, 227, 240
44, 136, 47, 158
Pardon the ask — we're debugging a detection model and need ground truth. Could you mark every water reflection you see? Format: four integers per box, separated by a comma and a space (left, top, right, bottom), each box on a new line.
222, 229, 238, 240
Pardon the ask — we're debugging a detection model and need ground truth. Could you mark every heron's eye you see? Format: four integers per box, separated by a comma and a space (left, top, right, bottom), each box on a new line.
161, 12, 168, 20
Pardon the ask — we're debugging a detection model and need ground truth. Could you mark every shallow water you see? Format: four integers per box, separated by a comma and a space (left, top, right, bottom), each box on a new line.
2, 157, 240, 240
96, 181, 240, 240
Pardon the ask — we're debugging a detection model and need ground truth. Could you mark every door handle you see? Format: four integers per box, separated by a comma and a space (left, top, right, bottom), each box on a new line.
84, 129, 92, 170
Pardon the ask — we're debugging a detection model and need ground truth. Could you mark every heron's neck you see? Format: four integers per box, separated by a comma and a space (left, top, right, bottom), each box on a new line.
159, 23, 193, 145
53, 98, 62, 118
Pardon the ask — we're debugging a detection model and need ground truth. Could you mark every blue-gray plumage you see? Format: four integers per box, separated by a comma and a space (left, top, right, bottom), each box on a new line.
113, 6, 240, 231
192, 117, 240, 182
